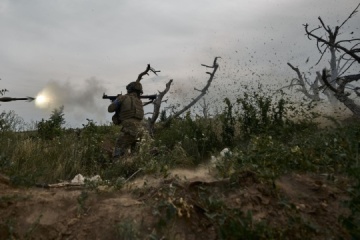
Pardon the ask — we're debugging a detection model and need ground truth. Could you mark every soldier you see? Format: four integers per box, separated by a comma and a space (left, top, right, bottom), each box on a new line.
108, 81, 144, 158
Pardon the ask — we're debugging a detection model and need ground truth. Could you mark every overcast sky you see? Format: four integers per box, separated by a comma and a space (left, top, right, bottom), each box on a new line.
1, 0, 359, 128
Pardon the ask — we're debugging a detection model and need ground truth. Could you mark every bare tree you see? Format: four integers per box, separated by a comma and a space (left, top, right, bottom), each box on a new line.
322, 69, 360, 117
284, 4, 360, 118
303, 3, 360, 117
147, 78, 173, 133
146, 57, 220, 131
135, 64, 160, 83
284, 63, 322, 101
285, 4, 360, 106
163, 57, 220, 125
305, 4, 360, 64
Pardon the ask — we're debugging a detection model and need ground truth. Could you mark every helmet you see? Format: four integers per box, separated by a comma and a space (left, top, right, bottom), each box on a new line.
126, 82, 143, 94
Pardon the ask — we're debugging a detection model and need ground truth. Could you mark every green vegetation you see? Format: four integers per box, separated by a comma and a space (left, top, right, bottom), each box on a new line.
0, 88, 359, 239
114, 218, 141, 240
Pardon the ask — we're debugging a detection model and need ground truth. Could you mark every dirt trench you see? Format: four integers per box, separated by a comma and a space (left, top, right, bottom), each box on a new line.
0, 167, 352, 239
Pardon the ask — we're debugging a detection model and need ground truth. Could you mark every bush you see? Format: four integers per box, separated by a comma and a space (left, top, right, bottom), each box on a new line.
155, 112, 222, 164
0, 110, 25, 132
37, 106, 65, 140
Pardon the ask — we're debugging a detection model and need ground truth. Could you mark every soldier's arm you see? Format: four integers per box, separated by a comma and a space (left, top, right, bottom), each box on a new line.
108, 95, 123, 113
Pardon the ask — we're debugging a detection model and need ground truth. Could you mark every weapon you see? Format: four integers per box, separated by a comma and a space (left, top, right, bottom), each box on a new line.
102, 93, 157, 106
0, 96, 35, 102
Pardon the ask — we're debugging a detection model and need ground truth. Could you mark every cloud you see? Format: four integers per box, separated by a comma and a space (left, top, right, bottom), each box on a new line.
1, 0, 359, 127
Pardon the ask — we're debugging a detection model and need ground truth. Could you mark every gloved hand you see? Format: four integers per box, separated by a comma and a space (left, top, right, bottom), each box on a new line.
108, 97, 121, 113
112, 98, 120, 107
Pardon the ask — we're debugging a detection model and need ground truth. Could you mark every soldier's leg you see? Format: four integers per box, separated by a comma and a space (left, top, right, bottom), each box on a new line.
131, 122, 145, 154
120, 121, 144, 155
114, 131, 137, 158
130, 140, 139, 154
113, 131, 127, 158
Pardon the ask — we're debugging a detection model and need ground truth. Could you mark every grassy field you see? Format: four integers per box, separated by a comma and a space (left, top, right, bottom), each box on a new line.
1, 91, 360, 239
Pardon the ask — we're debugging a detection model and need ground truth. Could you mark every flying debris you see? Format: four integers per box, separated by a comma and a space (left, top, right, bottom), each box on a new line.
0, 96, 35, 102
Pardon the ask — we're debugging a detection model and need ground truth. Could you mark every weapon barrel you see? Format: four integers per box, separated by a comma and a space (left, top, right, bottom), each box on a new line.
140, 94, 157, 100
102, 94, 117, 101
102, 93, 157, 101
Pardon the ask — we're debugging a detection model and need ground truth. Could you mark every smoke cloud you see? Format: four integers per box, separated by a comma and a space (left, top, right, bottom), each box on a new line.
35, 77, 107, 123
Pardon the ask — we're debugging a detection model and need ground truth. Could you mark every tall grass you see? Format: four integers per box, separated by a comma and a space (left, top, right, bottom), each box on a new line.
0, 89, 359, 238
1, 91, 358, 183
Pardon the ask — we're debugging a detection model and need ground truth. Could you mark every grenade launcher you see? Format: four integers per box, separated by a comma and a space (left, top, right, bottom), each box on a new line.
102, 93, 157, 106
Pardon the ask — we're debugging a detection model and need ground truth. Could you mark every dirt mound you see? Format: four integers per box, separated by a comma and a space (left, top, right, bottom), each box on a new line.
0, 168, 352, 239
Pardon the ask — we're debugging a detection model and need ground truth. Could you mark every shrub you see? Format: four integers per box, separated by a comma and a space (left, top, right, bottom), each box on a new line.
155, 112, 221, 164
37, 106, 65, 140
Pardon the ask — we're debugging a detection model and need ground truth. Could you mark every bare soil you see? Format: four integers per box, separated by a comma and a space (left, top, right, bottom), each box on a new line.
0, 167, 352, 239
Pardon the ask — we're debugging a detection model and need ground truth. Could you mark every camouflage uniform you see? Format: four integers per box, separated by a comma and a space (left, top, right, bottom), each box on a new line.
108, 88, 144, 157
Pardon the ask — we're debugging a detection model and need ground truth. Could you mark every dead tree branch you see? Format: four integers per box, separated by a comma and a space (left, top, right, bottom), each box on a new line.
285, 62, 321, 101
339, 2, 360, 29
287, 3, 360, 113
355, 87, 360, 97
136, 64, 160, 83
164, 57, 220, 125
322, 69, 360, 117
304, 3, 360, 64
149, 79, 173, 129
144, 57, 220, 133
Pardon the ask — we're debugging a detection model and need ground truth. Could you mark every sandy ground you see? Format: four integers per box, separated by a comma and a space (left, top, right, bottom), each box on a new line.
0, 166, 353, 239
